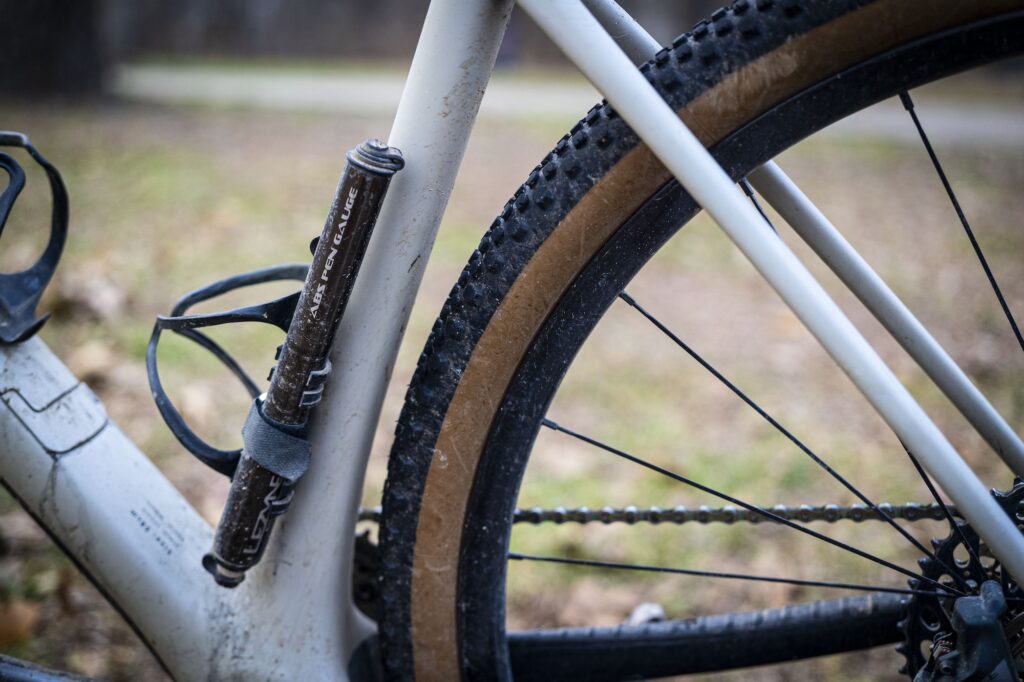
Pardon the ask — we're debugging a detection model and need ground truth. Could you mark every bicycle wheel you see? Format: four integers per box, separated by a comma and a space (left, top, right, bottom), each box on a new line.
379, 1, 1024, 679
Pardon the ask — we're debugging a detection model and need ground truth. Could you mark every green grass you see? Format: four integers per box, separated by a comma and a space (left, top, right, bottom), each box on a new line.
0, 64, 1021, 681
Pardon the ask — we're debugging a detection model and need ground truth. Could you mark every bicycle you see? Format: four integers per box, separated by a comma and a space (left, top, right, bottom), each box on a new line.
0, 0, 1022, 680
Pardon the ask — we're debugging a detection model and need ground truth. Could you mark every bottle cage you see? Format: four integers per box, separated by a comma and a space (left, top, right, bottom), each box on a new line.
0, 131, 69, 344
145, 263, 309, 477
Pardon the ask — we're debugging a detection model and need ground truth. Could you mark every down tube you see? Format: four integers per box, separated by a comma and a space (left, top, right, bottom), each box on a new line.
231, 0, 515, 678
519, 0, 1024, 581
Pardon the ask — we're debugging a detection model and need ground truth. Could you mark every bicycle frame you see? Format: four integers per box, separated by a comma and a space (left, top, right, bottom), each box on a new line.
1, 0, 1021, 679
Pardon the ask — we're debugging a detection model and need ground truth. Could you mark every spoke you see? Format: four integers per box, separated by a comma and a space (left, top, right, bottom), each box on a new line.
740, 177, 777, 233
509, 552, 948, 598
618, 291, 943, 567
742, 175, 963, 583
902, 443, 982, 571
899, 90, 1024, 354
542, 418, 962, 596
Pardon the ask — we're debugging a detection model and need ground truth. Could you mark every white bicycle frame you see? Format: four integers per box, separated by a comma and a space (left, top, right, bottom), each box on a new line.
1, 0, 1021, 679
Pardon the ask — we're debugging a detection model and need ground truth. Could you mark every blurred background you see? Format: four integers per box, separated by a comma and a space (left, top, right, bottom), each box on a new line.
0, 1, 1022, 681
0, 0, 721, 96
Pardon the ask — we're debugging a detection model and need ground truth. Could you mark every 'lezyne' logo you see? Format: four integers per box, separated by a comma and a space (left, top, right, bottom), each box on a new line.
310, 186, 359, 319
243, 474, 286, 555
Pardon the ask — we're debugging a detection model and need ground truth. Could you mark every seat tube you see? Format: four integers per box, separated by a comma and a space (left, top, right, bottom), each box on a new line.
223, 1, 516, 679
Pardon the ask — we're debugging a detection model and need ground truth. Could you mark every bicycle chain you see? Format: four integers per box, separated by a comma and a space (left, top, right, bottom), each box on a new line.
353, 498, 1012, 626
358, 501, 970, 526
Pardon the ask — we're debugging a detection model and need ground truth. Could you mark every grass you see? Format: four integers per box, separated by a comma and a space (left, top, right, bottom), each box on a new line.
0, 63, 1021, 680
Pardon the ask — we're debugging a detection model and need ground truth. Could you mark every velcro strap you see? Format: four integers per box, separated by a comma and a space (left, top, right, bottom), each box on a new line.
241, 402, 311, 484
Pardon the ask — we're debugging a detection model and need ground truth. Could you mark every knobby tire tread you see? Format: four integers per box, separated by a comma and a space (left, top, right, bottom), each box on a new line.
378, 1, 1024, 679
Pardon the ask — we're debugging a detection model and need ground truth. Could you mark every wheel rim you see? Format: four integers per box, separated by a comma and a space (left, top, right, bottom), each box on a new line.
379, 6, 1024, 680
456, 18, 1024, 681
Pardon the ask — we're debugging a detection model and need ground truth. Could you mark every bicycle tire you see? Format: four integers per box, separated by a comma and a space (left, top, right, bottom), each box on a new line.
379, 1, 1024, 679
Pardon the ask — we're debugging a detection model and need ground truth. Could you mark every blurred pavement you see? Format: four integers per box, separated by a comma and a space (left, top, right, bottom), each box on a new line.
114, 63, 1024, 147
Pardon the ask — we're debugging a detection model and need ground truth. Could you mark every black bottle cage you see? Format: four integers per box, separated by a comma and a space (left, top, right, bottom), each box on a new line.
0, 131, 69, 344
145, 264, 308, 477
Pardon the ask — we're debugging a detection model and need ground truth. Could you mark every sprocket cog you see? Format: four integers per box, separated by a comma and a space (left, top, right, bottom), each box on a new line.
899, 480, 1024, 678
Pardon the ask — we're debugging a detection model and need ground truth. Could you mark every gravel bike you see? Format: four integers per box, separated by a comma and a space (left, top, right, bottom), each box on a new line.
1, 0, 1022, 680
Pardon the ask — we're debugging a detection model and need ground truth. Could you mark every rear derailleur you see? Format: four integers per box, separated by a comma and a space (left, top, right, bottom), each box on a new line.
915, 581, 1018, 682
903, 481, 1024, 681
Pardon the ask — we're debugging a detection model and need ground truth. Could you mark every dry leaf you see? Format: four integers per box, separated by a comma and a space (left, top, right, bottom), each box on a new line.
0, 599, 41, 645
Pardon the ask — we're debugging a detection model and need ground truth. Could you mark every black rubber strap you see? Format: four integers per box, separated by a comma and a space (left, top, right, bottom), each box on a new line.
241, 401, 311, 484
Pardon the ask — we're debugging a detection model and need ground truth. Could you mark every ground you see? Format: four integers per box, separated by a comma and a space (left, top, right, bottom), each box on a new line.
0, 60, 1022, 680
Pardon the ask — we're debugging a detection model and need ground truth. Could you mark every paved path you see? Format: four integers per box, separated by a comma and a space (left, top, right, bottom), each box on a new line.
114, 65, 599, 126
114, 64, 1024, 148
